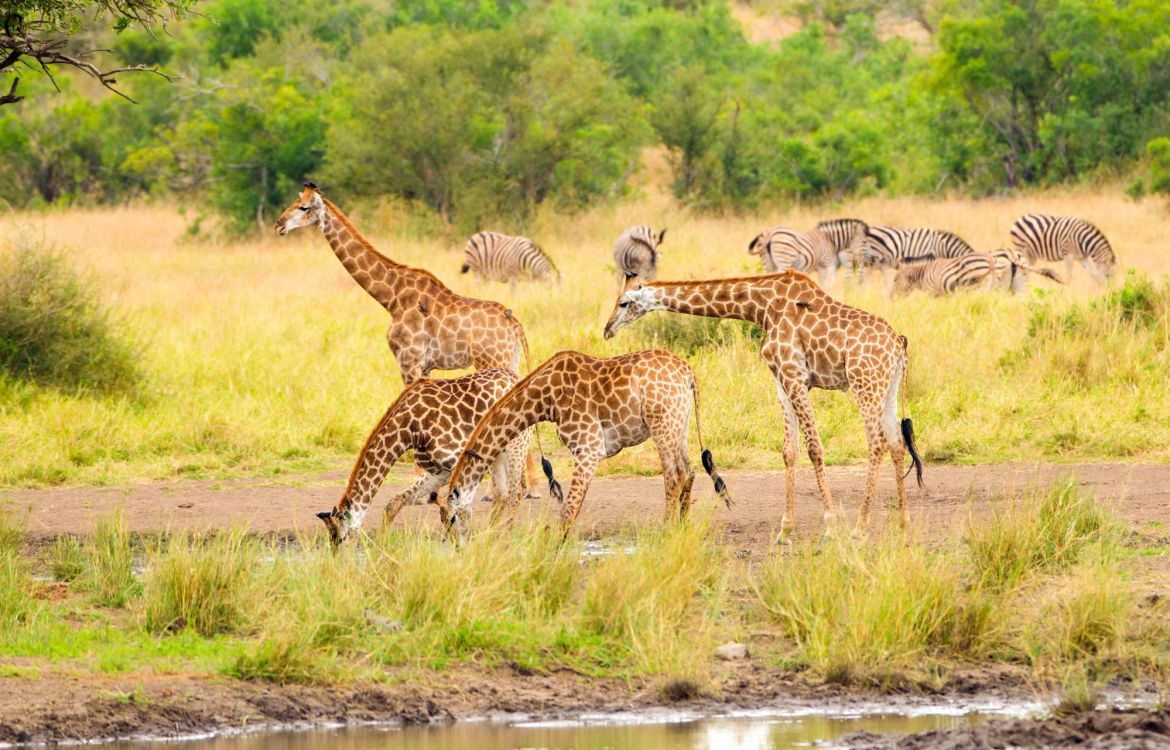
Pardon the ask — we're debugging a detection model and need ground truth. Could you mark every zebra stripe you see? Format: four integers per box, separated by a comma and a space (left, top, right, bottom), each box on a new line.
748, 226, 838, 284
1008, 214, 1116, 282
862, 227, 975, 270
614, 226, 665, 280
461, 231, 558, 283
892, 253, 995, 296
816, 218, 869, 269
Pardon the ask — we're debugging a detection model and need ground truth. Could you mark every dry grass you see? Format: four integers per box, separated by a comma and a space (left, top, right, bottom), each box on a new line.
0, 186, 1167, 487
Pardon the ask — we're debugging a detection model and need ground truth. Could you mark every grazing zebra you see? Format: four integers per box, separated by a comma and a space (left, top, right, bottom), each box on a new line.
861, 227, 976, 271
816, 218, 869, 272
613, 226, 666, 281
748, 227, 840, 285
1008, 214, 1116, 283
990, 248, 1065, 293
891, 253, 996, 297
461, 231, 559, 283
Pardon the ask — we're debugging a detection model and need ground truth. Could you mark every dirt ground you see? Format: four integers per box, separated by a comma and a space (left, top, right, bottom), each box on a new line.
2, 462, 1169, 747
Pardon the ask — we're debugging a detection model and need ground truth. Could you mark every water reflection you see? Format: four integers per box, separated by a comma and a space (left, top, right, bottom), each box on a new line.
108, 706, 1018, 750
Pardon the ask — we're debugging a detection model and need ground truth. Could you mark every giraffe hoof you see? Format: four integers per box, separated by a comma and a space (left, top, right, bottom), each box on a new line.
481, 495, 493, 503
525, 491, 541, 500
851, 525, 869, 540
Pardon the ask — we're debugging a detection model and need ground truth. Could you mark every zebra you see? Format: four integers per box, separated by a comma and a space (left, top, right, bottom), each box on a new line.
748, 227, 840, 285
613, 226, 666, 281
891, 253, 996, 297
461, 231, 559, 284
816, 218, 869, 273
861, 227, 976, 272
989, 248, 1065, 293
1008, 214, 1116, 283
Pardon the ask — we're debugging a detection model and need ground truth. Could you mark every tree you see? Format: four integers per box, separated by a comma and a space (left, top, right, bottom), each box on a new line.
1, 0, 193, 106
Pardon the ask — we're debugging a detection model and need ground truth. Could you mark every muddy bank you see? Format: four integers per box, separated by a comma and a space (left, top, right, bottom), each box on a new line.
840, 707, 1170, 749
0, 663, 1037, 746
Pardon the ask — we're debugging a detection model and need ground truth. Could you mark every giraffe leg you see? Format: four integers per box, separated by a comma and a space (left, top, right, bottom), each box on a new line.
559, 452, 602, 540
783, 379, 838, 536
853, 395, 888, 537
773, 379, 800, 541
382, 471, 446, 528
651, 422, 691, 522
880, 369, 910, 531
489, 433, 529, 526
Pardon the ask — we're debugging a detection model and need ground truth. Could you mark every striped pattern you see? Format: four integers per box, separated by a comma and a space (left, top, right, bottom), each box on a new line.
862, 227, 975, 270
461, 231, 558, 283
614, 226, 665, 280
748, 227, 839, 284
816, 218, 869, 270
1008, 214, 1116, 282
892, 253, 995, 296
990, 248, 1065, 292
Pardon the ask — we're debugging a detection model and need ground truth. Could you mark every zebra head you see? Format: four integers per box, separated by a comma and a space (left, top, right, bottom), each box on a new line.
603, 272, 656, 339
274, 181, 326, 236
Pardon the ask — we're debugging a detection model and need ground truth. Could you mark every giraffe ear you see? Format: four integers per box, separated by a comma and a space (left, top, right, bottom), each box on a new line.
316, 510, 332, 522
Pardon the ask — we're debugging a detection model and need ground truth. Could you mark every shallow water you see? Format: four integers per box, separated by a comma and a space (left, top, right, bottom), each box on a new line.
107, 702, 1037, 750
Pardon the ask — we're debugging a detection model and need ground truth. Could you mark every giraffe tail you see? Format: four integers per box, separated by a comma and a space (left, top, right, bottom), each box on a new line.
690, 374, 732, 508
899, 337, 925, 488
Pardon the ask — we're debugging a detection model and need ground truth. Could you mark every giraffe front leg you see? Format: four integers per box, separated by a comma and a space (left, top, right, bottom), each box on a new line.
382, 471, 446, 528
489, 433, 528, 527
784, 380, 837, 537
559, 452, 602, 542
773, 379, 800, 542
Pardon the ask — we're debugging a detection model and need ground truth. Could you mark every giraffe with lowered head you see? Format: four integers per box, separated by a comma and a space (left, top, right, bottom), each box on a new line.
603, 271, 923, 538
316, 368, 529, 547
274, 182, 540, 492
443, 350, 731, 545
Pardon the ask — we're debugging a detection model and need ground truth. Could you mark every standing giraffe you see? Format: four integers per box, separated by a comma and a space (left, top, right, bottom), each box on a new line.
316, 368, 530, 547
603, 271, 923, 538
274, 182, 540, 492
443, 350, 731, 545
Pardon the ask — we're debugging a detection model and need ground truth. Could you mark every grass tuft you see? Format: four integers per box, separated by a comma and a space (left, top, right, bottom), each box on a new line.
142, 529, 258, 636
85, 510, 138, 607
48, 535, 85, 582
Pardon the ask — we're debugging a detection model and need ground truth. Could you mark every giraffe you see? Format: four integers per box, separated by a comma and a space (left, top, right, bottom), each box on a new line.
443, 350, 731, 545
316, 368, 530, 547
273, 182, 540, 492
603, 271, 924, 539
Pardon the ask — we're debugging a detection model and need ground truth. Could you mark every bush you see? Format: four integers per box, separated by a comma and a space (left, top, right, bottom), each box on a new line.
142, 530, 258, 636
0, 238, 139, 392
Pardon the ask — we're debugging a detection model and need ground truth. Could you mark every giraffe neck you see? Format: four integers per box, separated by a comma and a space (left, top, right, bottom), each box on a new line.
335, 408, 412, 532
642, 279, 768, 326
317, 198, 428, 317
452, 369, 557, 490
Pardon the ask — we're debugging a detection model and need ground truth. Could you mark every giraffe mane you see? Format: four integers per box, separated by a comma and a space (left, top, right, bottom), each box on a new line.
339, 383, 419, 504
644, 269, 821, 289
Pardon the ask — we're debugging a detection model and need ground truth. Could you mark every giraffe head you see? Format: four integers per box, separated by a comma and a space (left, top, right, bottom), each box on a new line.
316, 506, 360, 548
603, 272, 658, 339
274, 182, 326, 236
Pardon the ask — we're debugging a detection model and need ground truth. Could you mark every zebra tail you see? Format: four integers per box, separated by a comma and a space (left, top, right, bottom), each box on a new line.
691, 375, 731, 508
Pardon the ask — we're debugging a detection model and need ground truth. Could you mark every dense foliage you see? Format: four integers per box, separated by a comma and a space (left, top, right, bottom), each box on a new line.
3, 0, 1170, 231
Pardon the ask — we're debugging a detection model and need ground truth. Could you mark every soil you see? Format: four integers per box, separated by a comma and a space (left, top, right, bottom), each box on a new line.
2, 462, 1169, 746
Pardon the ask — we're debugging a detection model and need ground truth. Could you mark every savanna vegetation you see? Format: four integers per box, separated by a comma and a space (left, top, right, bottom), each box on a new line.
0, 485, 1165, 703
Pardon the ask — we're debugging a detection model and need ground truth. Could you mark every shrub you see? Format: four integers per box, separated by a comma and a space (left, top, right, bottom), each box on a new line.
0, 237, 139, 392
85, 510, 139, 607
142, 530, 258, 636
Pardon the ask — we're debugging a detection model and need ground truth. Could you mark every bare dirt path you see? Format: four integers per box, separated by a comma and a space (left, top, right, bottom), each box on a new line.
5, 462, 1168, 552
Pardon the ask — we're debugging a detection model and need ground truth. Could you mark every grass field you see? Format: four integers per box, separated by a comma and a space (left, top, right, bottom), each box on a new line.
1, 187, 1168, 488
0, 486, 1164, 699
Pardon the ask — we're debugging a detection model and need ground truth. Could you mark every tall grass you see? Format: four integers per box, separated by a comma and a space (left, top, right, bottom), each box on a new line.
1, 190, 1168, 487
142, 529, 258, 636
85, 510, 138, 607
0, 515, 34, 632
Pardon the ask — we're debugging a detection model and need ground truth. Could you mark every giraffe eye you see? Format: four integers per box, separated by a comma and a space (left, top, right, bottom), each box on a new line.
619, 301, 630, 309
299, 205, 310, 212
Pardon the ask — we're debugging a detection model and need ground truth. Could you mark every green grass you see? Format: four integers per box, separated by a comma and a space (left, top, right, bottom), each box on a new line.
84, 510, 138, 608
142, 529, 258, 636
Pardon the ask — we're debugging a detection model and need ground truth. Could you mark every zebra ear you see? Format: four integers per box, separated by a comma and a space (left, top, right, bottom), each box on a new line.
624, 271, 638, 280
748, 236, 759, 253
657, 228, 667, 246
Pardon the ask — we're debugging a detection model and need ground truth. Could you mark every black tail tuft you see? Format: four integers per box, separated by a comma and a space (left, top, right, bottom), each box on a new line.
901, 418, 924, 487
460, 263, 470, 274
700, 449, 732, 508
541, 457, 564, 503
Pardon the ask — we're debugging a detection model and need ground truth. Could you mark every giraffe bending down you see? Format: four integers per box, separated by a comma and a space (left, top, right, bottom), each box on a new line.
604, 271, 924, 539
316, 368, 530, 547
443, 350, 732, 546
274, 182, 540, 492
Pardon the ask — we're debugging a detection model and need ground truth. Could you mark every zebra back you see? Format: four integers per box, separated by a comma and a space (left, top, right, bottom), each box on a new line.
750, 227, 835, 274
815, 218, 869, 254
1009, 214, 1115, 278
462, 231, 557, 282
614, 225, 665, 280
893, 253, 994, 296
863, 226, 975, 269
